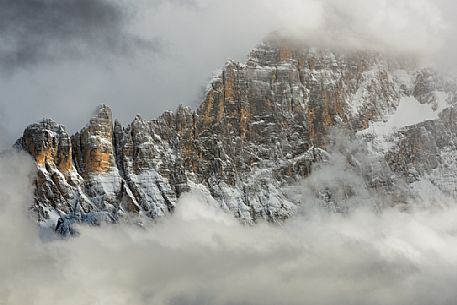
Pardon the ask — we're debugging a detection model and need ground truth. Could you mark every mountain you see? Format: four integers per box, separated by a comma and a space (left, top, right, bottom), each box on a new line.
15, 36, 457, 229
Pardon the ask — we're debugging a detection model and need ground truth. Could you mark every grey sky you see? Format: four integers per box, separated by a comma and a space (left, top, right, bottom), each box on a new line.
0, 0, 157, 69
0, 0, 455, 147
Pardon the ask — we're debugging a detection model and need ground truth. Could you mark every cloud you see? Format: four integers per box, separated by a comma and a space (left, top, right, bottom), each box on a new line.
159, 0, 448, 54
0, 0, 451, 70
0, 105, 8, 151
317, 0, 445, 53
1, 0, 456, 149
1, 136, 457, 305
0, 0, 158, 71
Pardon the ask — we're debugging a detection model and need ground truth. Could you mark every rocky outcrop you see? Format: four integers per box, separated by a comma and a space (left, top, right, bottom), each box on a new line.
17, 119, 83, 218
385, 107, 457, 197
16, 36, 457, 225
72, 105, 117, 176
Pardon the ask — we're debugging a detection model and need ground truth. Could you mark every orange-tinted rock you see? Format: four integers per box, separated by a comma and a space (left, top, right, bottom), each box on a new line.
18, 119, 83, 216
20, 119, 74, 173
72, 105, 116, 176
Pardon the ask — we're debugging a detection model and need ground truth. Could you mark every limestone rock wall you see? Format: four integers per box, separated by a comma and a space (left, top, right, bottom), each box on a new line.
17, 37, 457, 223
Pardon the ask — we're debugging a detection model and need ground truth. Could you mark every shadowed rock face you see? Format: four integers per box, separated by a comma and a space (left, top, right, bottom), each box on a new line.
17, 37, 457, 224
385, 107, 457, 195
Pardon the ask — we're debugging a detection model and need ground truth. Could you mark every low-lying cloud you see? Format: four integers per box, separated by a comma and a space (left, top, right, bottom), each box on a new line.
1, 143, 457, 305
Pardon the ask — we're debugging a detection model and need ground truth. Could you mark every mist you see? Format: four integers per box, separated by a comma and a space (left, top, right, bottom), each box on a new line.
1, 134, 457, 304
1, 0, 457, 146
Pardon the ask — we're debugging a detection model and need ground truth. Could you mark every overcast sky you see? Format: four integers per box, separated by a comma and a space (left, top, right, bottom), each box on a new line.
0, 0, 455, 146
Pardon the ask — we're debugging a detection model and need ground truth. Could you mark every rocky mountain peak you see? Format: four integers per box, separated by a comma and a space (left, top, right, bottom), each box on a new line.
16, 38, 457, 229
72, 104, 116, 176
89, 104, 113, 134
19, 118, 73, 173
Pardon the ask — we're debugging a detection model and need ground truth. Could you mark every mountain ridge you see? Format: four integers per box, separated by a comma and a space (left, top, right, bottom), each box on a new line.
15, 37, 457, 230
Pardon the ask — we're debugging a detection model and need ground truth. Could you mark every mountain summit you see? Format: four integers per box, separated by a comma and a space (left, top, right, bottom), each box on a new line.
16, 37, 457, 227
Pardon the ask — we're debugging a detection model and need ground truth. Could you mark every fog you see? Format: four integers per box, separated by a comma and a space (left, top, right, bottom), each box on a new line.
1, 139, 457, 304
1, 0, 457, 145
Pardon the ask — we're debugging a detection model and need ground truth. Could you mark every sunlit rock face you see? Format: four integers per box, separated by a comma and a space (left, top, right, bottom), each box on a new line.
72, 104, 116, 176
17, 36, 457, 224
19, 119, 82, 217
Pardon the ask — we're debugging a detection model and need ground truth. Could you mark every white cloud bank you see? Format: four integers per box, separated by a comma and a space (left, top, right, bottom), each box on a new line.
1, 147, 457, 305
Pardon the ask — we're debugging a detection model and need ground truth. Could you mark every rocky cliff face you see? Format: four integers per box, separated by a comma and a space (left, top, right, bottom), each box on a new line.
16, 37, 457, 227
